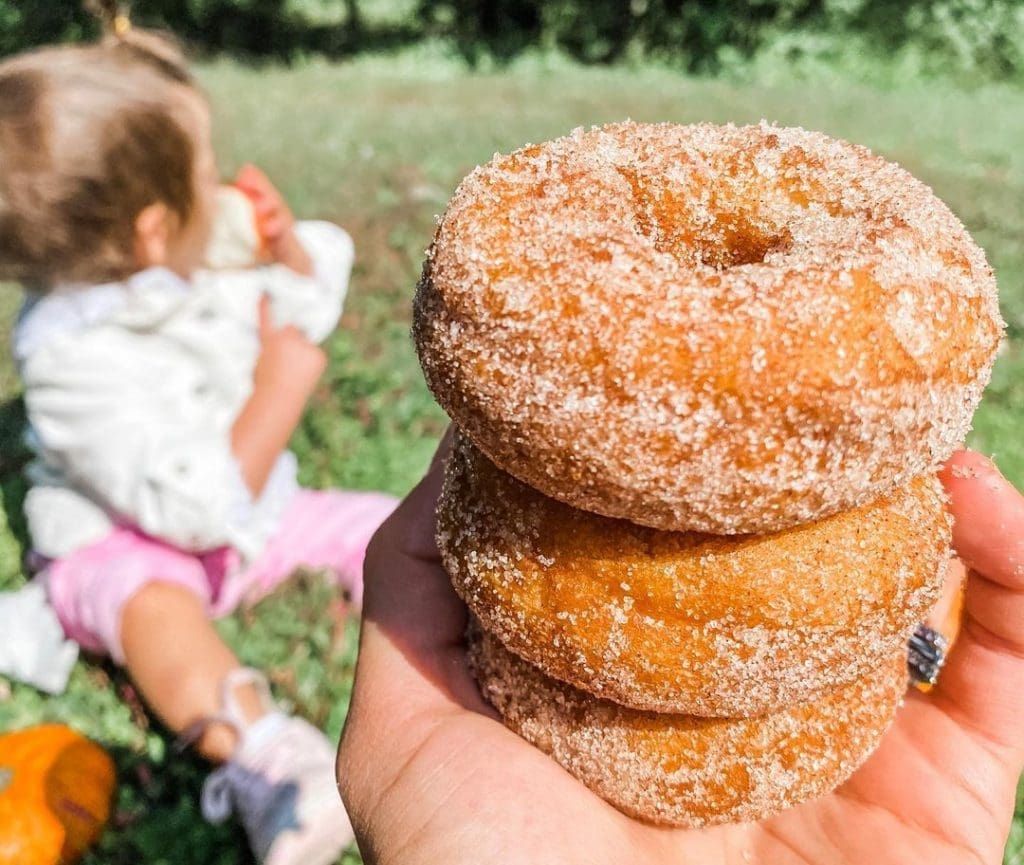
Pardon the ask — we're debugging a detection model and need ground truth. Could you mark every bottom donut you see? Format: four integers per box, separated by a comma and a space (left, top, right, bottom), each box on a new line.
467, 619, 907, 827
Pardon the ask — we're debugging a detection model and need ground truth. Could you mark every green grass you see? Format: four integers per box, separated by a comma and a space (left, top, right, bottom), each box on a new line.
0, 52, 1023, 863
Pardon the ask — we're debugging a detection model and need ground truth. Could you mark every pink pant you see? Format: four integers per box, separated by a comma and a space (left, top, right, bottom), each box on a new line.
44, 489, 397, 663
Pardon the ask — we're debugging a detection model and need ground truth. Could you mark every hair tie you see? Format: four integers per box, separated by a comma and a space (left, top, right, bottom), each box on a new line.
113, 13, 132, 36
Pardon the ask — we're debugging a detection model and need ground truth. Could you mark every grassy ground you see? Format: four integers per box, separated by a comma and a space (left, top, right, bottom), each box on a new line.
0, 53, 1022, 863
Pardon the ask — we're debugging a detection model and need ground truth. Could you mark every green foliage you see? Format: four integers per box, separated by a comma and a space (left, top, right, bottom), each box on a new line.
414, 0, 1024, 78
0, 1, 93, 57
1, 0, 1022, 80
0, 0, 368, 59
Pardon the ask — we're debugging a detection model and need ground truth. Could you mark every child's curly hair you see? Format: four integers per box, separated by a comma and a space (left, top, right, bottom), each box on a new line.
0, 3, 203, 288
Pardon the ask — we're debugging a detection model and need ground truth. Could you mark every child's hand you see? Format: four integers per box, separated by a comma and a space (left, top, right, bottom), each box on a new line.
230, 297, 325, 496
235, 164, 314, 277
254, 295, 326, 390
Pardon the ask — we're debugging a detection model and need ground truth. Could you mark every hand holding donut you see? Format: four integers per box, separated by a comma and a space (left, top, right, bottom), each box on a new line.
337, 440, 1024, 865
234, 163, 313, 276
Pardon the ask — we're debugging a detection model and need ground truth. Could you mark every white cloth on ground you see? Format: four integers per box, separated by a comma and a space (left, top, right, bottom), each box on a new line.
0, 583, 79, 694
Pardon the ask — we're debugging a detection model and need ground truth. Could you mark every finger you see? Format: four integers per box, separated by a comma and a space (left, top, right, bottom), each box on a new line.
339, 431, 493, 850
235, 162, 259, 183
355, 427, 487, 712
252, 196, 281, 218
234, 162, 271, 194
941, 450, 1024, 580
924, 557, 965, 640
237, 168, 286, 215
259, 215, 290, 242
362, 427, 459, 638
234, 178, 263, 202
252, 204, 285, 242
276, 323, 306, 340
931, 449, 1024, 759
393, 425, 454, 562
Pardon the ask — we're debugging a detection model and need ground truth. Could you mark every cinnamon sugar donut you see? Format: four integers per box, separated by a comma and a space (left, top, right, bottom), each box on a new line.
440, 434, 948, 716
414, 121, 1003, 534
468, 621, 907, 827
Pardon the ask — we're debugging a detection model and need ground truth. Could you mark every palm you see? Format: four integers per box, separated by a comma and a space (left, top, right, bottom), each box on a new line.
339, 447, 1024, 865
759, 689, 1016, 864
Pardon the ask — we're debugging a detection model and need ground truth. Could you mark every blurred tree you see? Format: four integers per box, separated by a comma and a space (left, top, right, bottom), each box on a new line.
417, 0, 540, 63
0, 1, 93, 56
416, 0, 825, 69
344, 0, 362, 36
0, 0, 1019, 80
142, 0, 298, 57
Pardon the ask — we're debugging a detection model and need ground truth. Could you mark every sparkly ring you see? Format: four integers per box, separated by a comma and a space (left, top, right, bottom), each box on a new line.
908, 623, 949, 690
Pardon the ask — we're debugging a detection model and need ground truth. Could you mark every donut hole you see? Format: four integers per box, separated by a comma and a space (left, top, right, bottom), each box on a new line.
692, 219, 793, 270
648, 208, 793, 271
618, 167, 792, 270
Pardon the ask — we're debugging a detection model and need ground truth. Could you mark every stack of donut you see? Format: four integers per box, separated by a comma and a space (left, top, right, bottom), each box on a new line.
413, 121, 1003, 826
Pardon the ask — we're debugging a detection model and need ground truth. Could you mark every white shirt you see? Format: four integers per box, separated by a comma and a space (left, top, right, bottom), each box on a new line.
13, 221, 353, 562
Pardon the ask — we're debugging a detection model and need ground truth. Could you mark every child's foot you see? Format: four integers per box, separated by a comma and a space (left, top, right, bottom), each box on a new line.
198, 669, 354, 865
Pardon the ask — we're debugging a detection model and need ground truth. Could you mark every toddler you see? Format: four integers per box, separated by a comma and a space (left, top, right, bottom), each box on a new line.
0, 14, 395, 865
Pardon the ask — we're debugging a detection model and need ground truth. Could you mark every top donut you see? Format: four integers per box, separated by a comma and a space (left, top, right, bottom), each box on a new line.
414, 121, 1003, 534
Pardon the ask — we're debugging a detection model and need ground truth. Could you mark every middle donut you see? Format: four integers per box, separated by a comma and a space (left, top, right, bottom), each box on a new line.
438, 433, 949, 717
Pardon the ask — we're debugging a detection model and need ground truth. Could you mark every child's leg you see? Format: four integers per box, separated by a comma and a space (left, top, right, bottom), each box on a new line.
44, 530, 268, 762
119, 582, 267, 762
244, 489, 398, 608
120, 582, 356, 862
45, 529, 356, 863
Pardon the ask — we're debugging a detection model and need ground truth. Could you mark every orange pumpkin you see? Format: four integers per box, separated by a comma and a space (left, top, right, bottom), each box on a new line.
0, 725, 116, 865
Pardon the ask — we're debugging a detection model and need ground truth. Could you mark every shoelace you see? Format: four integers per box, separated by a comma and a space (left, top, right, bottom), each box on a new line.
201, 715, 333, 861
178, 667, 278, 826
201, 761, 246, 824
201, 753, 291, 862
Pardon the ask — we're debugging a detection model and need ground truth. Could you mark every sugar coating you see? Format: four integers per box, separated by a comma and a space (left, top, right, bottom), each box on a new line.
949, 464, 982, 480
413, 121, 1004, 534
468, 619, 907, 827
440, 433, 948, 716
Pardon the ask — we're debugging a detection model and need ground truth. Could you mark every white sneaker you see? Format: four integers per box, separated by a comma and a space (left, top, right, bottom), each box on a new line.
197, 669, 354, 865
